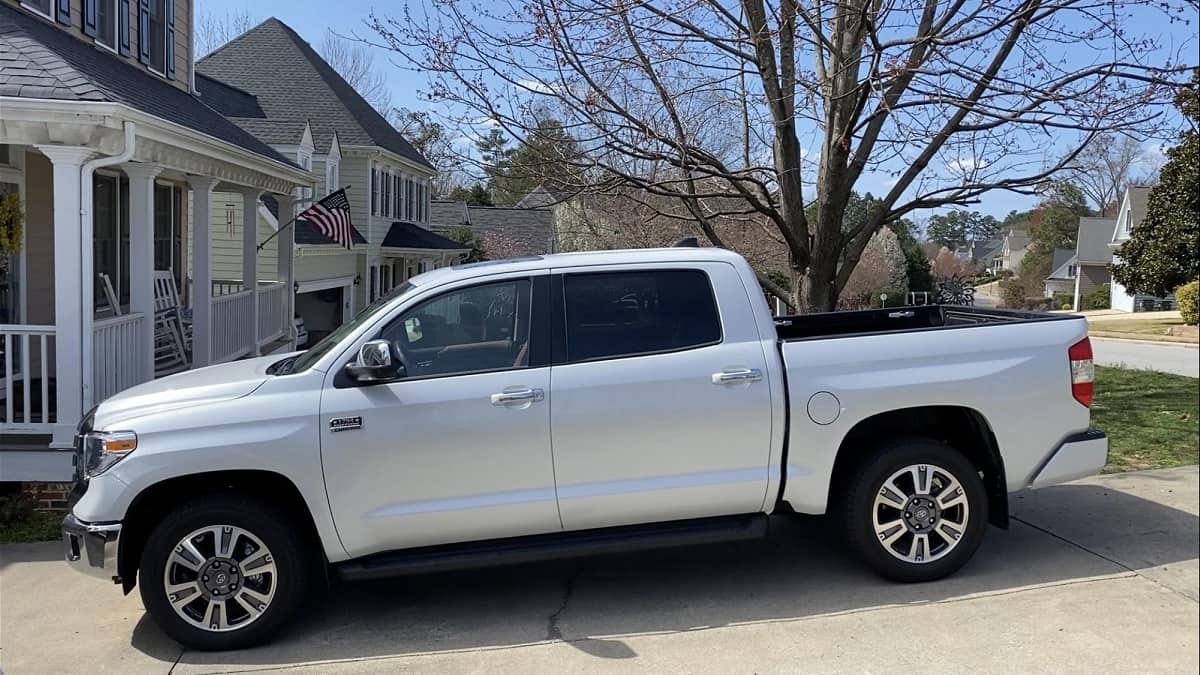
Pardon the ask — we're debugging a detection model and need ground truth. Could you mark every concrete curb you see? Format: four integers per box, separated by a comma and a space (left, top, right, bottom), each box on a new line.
1089, 330, 1199, 345
1090, 333, 1200, 348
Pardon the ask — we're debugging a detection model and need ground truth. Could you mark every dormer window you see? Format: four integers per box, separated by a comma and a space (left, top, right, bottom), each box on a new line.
95, 0, 117, 50
23, 0, 52, 18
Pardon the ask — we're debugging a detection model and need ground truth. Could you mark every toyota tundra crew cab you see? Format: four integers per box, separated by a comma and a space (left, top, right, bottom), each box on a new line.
63, 247, 1108, 650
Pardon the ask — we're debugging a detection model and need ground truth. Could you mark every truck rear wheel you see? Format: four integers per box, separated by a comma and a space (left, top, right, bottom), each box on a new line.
839, 438, 988, 582
138, 495, 310, 650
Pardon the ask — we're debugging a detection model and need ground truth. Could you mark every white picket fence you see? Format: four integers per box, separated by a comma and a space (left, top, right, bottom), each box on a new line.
93, 313, 147, 404
256, 282, 287, 346
0, 324, 55, 432
212, 290, 256, 363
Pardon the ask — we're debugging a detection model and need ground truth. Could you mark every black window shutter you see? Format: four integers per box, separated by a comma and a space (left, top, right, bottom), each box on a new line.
165, 0, 175, 78
82, 0, 97, 37
118, 0, 131, 55
137, 0, 151, 64
56, 0, 71, 24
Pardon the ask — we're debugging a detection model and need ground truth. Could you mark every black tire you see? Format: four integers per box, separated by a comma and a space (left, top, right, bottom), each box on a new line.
138, 495, 311, 650
838, 437, 988, 583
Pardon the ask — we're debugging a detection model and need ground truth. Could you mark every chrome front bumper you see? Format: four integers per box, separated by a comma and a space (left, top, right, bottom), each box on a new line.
62, 514, 122, 582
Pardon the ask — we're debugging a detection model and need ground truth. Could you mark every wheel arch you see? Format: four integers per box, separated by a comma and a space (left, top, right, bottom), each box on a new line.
117, 470, 328, 594
827, 406, 1008, 528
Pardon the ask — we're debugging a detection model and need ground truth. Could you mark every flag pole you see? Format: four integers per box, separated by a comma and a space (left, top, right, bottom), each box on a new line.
257, 185, 351, 253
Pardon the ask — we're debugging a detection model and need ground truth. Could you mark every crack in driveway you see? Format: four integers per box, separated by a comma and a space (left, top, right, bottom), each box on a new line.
547, 563, 582, 641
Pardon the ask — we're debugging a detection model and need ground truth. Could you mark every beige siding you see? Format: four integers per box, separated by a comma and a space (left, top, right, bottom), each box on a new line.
172, 0, 190, 91
187, 192, 279, 287
340, 157, 371, 245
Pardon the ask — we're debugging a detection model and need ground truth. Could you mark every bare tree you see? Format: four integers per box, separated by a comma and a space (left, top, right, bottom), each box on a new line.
1067, 134, 1151, 215
373, 0, 1191, 311
195, 8, 256, 57
321, 31, 392, 114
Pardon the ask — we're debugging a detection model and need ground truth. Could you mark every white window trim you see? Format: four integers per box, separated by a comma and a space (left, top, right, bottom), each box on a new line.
20, 0, 53, 20
94, 0, 120, 53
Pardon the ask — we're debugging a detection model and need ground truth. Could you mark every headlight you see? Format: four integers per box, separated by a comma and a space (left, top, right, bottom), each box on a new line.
82, 430, 138, 477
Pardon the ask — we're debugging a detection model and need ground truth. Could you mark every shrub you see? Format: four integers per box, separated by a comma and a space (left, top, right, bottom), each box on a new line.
1061, 303, 1072, 311
1052, 292, 1073, 309
1177, 281, 1199, 325
1023, 297, 1055, 311
1083, 283, 1111, 310
999, 280, 1024, 309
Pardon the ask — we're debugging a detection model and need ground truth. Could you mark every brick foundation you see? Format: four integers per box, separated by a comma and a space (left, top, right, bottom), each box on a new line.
21, 482, 72, 512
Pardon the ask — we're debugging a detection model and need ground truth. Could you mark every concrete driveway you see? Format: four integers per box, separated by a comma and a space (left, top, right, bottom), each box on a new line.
1092, 337, 1200, 377
2, 467, 1197, 674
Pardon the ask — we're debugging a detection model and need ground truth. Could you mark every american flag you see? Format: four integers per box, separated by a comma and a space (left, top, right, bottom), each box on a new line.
298, 189, 356, 249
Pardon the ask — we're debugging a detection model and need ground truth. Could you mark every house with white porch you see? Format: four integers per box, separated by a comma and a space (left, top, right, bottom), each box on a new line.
0, 0, 312, 479
194, 18, 467, 342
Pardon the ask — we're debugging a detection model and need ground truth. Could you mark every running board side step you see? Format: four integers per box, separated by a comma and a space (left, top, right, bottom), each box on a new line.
335, 513, 768, 582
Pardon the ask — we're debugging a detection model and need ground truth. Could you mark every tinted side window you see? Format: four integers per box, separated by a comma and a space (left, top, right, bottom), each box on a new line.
563, 270, 721, 362
380, 279, 532, 377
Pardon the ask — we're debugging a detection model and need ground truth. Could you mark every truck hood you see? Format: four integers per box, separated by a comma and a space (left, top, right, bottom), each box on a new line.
92, 353, 295, 429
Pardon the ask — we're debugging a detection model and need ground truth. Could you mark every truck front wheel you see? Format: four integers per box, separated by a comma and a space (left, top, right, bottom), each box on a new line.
138, 495, 310, 650
840, 438, 988, 582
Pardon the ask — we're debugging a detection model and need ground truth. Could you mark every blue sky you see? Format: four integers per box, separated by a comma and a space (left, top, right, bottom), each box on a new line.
199, 0, 1196, 222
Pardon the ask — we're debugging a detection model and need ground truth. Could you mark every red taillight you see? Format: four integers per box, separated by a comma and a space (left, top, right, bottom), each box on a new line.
1069, 337, 1094, 408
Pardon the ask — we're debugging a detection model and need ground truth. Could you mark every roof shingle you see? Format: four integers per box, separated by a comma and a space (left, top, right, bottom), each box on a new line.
196, 18, 432, 167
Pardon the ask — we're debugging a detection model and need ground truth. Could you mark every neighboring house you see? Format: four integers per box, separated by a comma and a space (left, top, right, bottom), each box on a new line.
1043, 248, 1077, 300
195, 18, 466, 337
429, 198, 558, 258
955, 238, 1003, 272
0, 0, 312, 478
991, 228, 1031, 274
1071, 216, 1116, 311
1108, 186, 1173, 312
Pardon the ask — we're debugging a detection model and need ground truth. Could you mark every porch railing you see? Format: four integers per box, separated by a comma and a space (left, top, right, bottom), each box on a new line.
0, 324, 55, 432
257, 282, 287, 347
212, 290, 256, 363
93, 314, 146, 404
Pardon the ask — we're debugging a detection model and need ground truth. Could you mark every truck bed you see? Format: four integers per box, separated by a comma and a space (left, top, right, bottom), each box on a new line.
774, 304, 1076, 341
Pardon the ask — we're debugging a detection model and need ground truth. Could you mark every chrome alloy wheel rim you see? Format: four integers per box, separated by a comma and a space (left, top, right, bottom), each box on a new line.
163, 525, 277, 632
872, 464, 970, 564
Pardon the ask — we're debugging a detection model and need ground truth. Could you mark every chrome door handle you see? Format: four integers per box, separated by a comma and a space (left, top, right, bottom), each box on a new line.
490, 388, 545, 406
712, 368, 763, 385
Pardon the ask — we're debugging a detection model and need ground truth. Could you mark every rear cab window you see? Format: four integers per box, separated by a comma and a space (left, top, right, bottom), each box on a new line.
561, 269, 722, 363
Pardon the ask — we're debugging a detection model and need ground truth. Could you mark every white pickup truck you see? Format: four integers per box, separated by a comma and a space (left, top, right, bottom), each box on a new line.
63, 247, 1107, 649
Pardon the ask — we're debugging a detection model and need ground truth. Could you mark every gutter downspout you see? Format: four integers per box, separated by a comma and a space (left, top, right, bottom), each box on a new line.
80, 121, 136, 412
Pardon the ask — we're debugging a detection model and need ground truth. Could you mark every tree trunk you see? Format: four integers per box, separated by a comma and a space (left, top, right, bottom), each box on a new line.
800, 253, 839, 312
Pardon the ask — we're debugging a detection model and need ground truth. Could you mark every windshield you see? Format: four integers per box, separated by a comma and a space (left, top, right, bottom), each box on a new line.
283, 282, 417, 373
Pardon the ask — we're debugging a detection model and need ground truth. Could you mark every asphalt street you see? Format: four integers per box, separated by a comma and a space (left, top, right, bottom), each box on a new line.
1091, 337, 1199, 377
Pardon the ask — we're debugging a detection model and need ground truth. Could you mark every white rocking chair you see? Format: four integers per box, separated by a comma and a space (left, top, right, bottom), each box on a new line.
152, 270, 190, 375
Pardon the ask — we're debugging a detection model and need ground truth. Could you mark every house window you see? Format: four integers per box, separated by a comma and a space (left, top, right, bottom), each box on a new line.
94, 173, 130, 310
1122, 211, 1132, 235
393, 175, 401, 218
383, 170, 391, 217
1067, 265, 1077, 278
21, 0, 52, 18
153, 183, 183, 287
325, 160, 338, 195
370, 168, 378, 215
147, 0, 168, 73
96, 0, 118, 50
406, 179, 415, 221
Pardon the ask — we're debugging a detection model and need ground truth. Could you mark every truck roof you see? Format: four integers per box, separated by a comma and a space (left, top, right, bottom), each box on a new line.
411, 247, 749, 287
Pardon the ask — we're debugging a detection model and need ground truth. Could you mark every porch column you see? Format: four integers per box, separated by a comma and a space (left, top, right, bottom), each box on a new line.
239, 188, 262, 355
35, 145, 94, 447
123, 162, 161, 382
275, 193, 296, 347
188, 176, 219, 367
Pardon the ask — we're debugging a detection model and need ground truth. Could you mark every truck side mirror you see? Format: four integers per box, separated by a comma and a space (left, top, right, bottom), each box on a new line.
344, 340, 405, 384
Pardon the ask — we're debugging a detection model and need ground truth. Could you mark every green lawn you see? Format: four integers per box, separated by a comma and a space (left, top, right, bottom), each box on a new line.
0, 509, 62, 544
1092, 366, 1200, 473
1090, 318, 1189, 337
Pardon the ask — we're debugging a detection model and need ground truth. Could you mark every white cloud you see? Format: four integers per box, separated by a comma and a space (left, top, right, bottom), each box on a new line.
473, 116, 501, 129
946, 156, 987, 174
